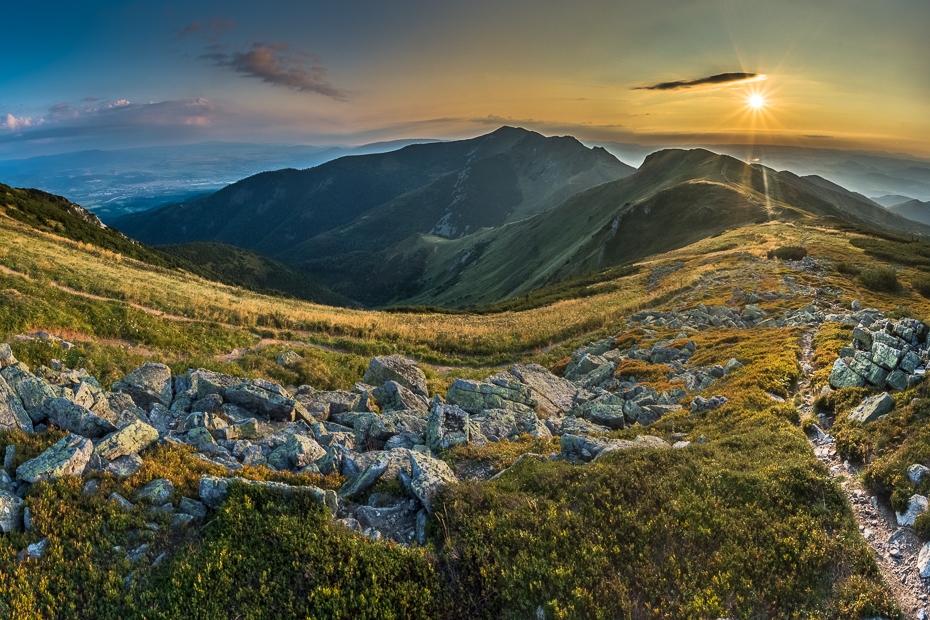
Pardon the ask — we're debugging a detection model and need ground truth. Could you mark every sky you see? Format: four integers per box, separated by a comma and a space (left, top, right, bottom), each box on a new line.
2, 0, 929, 159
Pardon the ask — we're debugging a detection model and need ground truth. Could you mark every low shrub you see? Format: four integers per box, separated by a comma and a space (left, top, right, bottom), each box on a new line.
914, 273, 930, 298
767, 246, 807, 260
857, 267, 901, 293
834, 262, 862, 277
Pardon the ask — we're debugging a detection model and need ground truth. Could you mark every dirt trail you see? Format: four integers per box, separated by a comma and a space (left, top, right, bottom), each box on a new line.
798, 327, 930, 618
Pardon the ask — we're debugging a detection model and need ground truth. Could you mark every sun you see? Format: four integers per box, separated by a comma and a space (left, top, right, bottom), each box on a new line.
749, 94, 766, 109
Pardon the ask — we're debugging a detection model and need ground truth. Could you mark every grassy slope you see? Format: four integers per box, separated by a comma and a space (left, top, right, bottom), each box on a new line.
6, 206, 930, 617
157, 241, 358, 308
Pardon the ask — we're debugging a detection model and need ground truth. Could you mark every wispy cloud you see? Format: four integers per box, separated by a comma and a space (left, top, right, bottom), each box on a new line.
204, 42, 347, 100
635, 72, 767, 91
0, 99, 218, 142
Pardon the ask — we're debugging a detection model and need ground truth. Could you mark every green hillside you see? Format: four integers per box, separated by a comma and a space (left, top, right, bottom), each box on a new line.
158, 242, 358, 308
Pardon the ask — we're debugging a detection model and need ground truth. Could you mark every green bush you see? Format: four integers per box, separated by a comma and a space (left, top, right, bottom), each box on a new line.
915, 511, 930, 540
914, 274, 930, 298
857, 267, 901, 293
767, 246, 807, 260
834, 262, 862, 277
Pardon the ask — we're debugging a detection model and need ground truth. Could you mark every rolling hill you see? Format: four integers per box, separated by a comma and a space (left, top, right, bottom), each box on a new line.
887, 199, 930, 226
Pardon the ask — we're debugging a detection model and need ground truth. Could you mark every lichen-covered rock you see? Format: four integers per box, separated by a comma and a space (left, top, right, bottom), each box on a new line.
46, 398, 116, 438
179, 497, 207, 519
578, 402, 626, 430
508, 364, 578, 416
445, 378, 536, 415
93, 420, 159, 460
0, 490, 23, 533
886, 369, 909, 392
112, 363, 172, 409
0, 374, 32, 433
908, 464, 930, 484
564, 352, 611, 381
186, 368, 244, 400
267, 434, 326, 470
16, 433, 93, 482
14, 376, 58, 424
354, 411, 426, 448
871, 342, 903, 371
0, 344, 16, 370
560, 434, 635, 462
86, 453, 144, 477
199, 474, 335, 513
276, 350, 303, 366
828, 358, 867, 389
338, 449, 412, 499
848, 392, 895, 424
225, 384, 307, 422
373, 381, 430, 416
472, 409, 552, 442
427, 404, 469, 450
409, 451, 456, 513
363, 355, 429, 397
135, 479, 175, 505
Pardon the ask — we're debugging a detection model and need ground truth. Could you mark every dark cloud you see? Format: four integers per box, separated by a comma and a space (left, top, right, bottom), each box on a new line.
178, 18, 235, 40
206, 42, 347, 100
83, 96, 102, 102
635, 72, 766, 91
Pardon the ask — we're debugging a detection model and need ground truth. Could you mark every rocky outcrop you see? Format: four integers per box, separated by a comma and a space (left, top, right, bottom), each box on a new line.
445, 378, 537, 415
199, 474, 336, 514
828, 317, 928, 391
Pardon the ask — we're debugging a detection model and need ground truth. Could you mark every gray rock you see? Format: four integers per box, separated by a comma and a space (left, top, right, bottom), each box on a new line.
338, 451, 404, 499
178, 497, 207, 519
86, 453, 144, 477
4, 445, 15, 470
267, 434, 326, 470
445, 378, 536, 415
47, 398, 116, 438
409, 451, 456, 513
364, 355, 429, 398
908, 464, 930, 485
723, 358, 744, 374
427, 404, 470, 450
135, 479, 175, 505
14, 376, 59, 424
109, 492, 135, 511
900, 351, 923, 374
896, 494, 928, 527
849, 352, 888, 387
828, 358, 867, 389
0, 490, 23, 533
886, 369, 909, 392
225, 384, 307, 422
199, 474, 335, 513
372, 381, 430, 416
919, 542, 930, 579
509, 364, 578, 417
112, 363, 173, 409
0, 374, 32, 433
848, 392, 895, 424
565, 353, 611, 381
0, 344, 16, 370
276, 350, 303, 366
93, 420, 159, 460
16, 433, 93, 483
560, 434, 635, 462
579, 402, 626, 430
871, 342, 903, 371
354, 411, 426, 449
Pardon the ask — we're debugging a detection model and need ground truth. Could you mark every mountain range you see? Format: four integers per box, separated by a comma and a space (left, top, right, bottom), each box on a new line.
112, 127, 930, 309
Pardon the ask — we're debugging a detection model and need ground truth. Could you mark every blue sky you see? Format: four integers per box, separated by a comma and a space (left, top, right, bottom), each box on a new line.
3, 0, 929, 158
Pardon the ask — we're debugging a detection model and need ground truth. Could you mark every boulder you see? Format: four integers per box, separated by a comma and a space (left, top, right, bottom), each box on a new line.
565, 353, 611, 381
179, 497, 207, 519
86, 453, 144, 478
267, 434, 326, 470
0, 344, 16, 370
338, 449, 412, 498
900, 351, 923, 374
372, 382, 429, 416
354, 411, 426, 449
408, 451, 456, 513
0, 490, 23, 533
363, 355, 428, 397
828, 358, 867, 389
509, 364, 578, 416
47, 398, 117, 438
135, 479, 175, 505
427, 404, 470, 450
93, 420, 159, 460
0, 374, 32, 433
225, 384, 307, 422
276, 350, 303, 366
199, 474, 335, 513
886, 369, 909, 392
14, 377, 59, 424
445, 378, 536, 415
16, 434, 93, 482
847, 392, 895, 424
560, 434, 636, 462
579, 402, 626, 430
896, 494, 928, 527
871, 342, 903, 371
112, 363, 172, 409
186, 369, 244, 400
908, 464, 930, 485
919, 542, 930, 579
